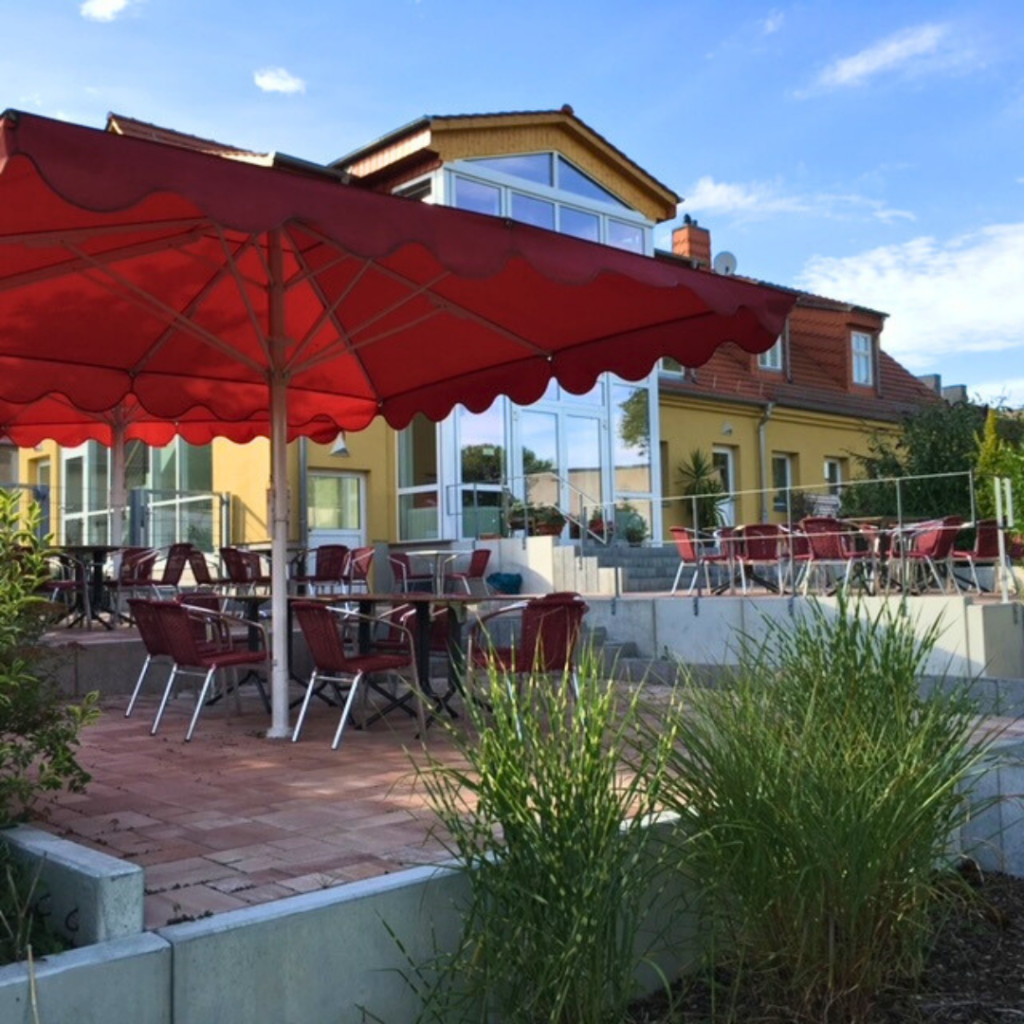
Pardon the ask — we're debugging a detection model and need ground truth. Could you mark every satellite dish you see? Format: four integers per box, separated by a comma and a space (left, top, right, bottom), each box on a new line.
713, 251, 737, 276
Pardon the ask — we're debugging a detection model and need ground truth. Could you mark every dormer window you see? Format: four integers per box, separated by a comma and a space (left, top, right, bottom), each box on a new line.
466, 153, 629, 208
757, 337, 783, 372
851, 331, 874, 386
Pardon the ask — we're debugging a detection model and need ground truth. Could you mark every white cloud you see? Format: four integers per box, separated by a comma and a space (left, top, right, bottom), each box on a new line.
253, 67, 306, 95
800, 23, 976, 95
80, 0, 133, 22
967, 378, 1024, 409
798, 223, 1024, 371
681, 175, 914, 224
761, 10, 784, 35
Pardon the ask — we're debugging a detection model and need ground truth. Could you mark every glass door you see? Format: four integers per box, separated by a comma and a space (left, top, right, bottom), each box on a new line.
712, 446, 737, 527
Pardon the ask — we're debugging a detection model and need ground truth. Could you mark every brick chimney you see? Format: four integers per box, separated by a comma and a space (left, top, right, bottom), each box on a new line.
672, 215, 711, 268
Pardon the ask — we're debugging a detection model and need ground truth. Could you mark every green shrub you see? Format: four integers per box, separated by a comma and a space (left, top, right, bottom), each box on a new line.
0, 492, 98, 826
650, 597, 1002, 1023
406, 657, 674, 1024
0, 843, 69, 966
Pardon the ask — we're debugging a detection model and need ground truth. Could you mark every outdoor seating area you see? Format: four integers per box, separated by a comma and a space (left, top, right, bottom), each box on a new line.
670, 517, 1021, 598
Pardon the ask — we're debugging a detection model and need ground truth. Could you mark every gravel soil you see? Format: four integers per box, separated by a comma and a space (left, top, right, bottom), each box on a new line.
628, 870, 1024, 1023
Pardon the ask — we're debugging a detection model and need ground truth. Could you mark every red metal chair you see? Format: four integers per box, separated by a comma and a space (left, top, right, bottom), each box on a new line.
444, 548, 491, 595
895, 516, 964, 593
468, 592, 589, 697
389, 551, 435, 593
734, 524, 786, 593
291, 600, 424, 748
37, 551, 91, 628
953, 519, 1018, 594
669, 527, 730, 594
185, 546, 228, 590
291, 544, 350, 596
107, 546, 159, 622
150, 543, 194, 597
341, 546, 375, 594
220, 547, 271, 595
148, 599, 270, 741
798, 517, 875, 595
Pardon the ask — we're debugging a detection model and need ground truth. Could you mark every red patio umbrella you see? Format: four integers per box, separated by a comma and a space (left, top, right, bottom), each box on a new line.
0, 109, 795, 737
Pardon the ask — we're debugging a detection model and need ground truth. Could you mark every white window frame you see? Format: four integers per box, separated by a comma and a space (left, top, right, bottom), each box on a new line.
757, 337, 784, 372
444, 157, 653, 255
771, 452, 794, 513
824, 457, 844, 496
851, 331, 874, 386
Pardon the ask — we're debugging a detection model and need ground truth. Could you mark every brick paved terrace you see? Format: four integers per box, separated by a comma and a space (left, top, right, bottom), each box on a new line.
33, 689, 461, 930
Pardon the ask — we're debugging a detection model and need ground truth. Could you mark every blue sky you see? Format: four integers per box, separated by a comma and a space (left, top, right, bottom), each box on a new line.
5, 1, 1023, 405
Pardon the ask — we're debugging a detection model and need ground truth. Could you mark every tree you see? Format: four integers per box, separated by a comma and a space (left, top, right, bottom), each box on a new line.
677, 449, 727, 530
841, 402, 984, 520
975, 407, 1024, 520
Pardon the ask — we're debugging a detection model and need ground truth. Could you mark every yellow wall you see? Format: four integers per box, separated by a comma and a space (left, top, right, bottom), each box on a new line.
660, 395, 892, 534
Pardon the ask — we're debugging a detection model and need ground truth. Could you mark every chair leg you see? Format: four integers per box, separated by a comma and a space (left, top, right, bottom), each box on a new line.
186, 668, 218, 742
292, 669, 321, 742
671, 563, 685, 595
126, 655, 153, 718
152, 666, 180, 735
331, 672, 363, 750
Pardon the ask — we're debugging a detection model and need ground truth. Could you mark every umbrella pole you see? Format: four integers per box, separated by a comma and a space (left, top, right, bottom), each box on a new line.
268, 373, 290, 737
267, 230, 291, 739
110, 417, 127, 548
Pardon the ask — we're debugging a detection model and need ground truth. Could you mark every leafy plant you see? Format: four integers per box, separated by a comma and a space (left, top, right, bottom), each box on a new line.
677, 448, 726, 531
404, 656, 675, 1024
0, 491, 98, 826
648, 597, 1003, 1023
0, 844, 68, 966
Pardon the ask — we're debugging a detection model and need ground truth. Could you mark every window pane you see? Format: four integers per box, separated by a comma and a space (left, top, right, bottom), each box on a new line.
612, 385, 651, 493
454, 176, 500, 216
467, 154, 552, 185
520, 411, 559, 508
398, 415, 437, 489
64, 456, 84, 513
557, 156, 628, 207
153, 443, 177, 492
399, 493, 438, 541
510, 193, 555, 230
124, 441, 148, 490
560, 206, 600, 242
566, 416, 603, 521
607, 220, 643, 253
459, 403, 504, 484
180, 443, 212, 492
309, 475, 361, 530
758, 338, 783, 371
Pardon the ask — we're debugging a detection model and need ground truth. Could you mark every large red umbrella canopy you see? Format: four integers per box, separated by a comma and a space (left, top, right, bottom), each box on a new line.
0, 109, 796, 736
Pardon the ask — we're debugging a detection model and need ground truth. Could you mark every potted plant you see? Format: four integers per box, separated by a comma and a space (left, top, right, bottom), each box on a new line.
621, 509, 648, 546
588, 509, 614, 542
531, 505, 566, 536
677, 448, 727, 531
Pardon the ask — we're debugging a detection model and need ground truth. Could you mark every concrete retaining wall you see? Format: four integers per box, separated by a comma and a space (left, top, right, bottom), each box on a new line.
587, 593, 1024, 681
3, 825, 144, 946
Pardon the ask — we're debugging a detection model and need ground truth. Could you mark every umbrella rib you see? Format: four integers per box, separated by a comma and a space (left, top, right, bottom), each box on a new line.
62, 241, 267, 376
132, 235, 258, 374
282, 225, 371, 384
213, 227, 272, 364
0, 217, 210, 246
0, 224, 214, 295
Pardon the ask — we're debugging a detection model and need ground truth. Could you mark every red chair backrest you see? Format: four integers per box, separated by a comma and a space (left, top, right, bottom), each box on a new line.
740, 524, 783, 561
669, 527, 699, 562
187, 548, 215, 585
292, 601, 354, 674
128, 598, 171, 657
389, 552, 412, 579
147, 601, 210, 667
463, 549, 491, 579
119, 547, 156, 583
911, 516, 964, 559
313, 545, 349, 581
220, 547, 249, 583
517, 593, 589, 674
347, 547, 374, 582
160, 543, 193, 586
973, 519, 1001, 559
800, 518, 846, 560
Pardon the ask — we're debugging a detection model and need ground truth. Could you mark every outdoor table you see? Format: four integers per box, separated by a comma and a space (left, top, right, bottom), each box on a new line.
57, 544, 122, 629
